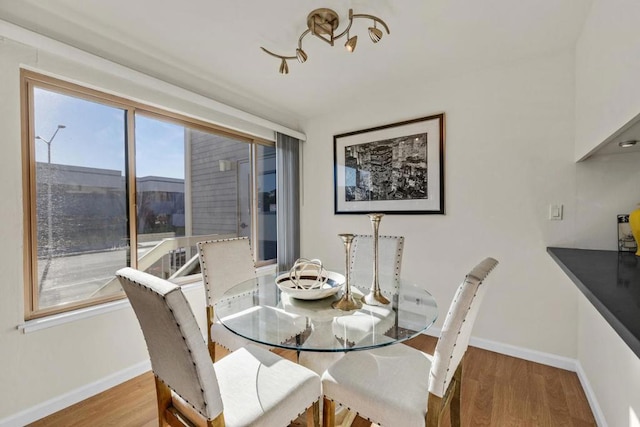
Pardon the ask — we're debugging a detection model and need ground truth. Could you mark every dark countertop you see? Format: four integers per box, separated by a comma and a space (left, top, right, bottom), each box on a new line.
547, 247, 640, 359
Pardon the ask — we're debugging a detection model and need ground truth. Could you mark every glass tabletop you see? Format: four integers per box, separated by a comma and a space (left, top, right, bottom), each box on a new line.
215, 273, 438, 352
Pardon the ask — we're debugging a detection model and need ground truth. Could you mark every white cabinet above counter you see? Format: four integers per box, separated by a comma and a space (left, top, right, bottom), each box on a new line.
575, 0, 640, 161
577, 112, 640, 161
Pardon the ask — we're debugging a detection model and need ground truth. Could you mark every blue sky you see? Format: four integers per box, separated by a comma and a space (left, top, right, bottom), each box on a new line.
34, 87, 185, 179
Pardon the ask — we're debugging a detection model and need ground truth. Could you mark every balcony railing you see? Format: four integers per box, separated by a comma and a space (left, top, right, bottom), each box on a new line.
90, 233, 235, 298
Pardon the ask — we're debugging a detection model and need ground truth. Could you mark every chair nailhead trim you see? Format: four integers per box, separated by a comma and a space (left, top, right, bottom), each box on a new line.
122, 274, 211, 418
155, 376, 208, 419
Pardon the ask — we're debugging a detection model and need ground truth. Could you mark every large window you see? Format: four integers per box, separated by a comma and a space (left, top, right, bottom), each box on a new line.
21, 71, 277, 319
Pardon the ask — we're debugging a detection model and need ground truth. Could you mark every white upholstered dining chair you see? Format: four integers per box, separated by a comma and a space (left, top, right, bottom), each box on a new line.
350, 234, 404, 296
197, 237, 305, 362
197, 237, 261, 361
116, 267, 321, 427
321, 257, 499, 427
344, 234, 404, 344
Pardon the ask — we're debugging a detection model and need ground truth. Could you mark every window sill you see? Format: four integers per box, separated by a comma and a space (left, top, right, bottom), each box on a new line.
17, 264, 276, 334
17, 265, 276, 334
18, 281, 204, 334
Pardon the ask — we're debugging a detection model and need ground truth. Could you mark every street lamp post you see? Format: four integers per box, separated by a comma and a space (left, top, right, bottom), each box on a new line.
35, 124, 66, 285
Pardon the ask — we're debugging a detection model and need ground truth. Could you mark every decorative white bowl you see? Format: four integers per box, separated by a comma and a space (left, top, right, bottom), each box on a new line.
276, 270, 345, 300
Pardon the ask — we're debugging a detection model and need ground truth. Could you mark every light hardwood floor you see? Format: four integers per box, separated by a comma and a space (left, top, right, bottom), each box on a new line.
28, 335, 596, 426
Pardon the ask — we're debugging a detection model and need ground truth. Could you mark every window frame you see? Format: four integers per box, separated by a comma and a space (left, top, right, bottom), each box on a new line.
21, 70, 275, 320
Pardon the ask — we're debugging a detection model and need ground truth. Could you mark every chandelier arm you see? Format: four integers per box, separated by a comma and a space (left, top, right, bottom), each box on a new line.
351, 13, 391, 34
260, 47, 296, 60
260, 8, 390, 74
333, 9, 354, 40
297, 29, 311, 50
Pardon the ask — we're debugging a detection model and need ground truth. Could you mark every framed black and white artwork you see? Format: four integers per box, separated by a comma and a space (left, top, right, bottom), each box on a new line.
333, 113, 445, 214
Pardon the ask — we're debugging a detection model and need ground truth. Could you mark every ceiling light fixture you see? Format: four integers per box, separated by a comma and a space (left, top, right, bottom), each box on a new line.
261, 8, 390, 75
618, 140, 638, 148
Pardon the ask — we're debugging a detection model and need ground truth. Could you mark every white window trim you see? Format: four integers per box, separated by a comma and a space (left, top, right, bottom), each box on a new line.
17, 281, 204, 334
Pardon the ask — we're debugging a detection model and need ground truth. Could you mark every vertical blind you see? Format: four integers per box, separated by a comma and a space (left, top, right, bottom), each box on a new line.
275, 132, 300, 272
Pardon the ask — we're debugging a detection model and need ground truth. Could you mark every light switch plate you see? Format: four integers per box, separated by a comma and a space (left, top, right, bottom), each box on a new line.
549, 204, 563, 220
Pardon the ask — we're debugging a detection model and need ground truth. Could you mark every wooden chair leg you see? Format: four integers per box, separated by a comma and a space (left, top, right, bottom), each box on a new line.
155, 377, 172, 427
450, 363, 463, 427
426, 393, 443, 427
206, 307, 216, 362
207, 338, 216, 363
170, 388, 226, 427
323, 397, 335, 427
306, 400, 320, 427
209, 413, 225, 427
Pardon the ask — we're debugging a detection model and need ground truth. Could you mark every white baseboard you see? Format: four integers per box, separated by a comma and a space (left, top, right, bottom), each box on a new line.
422, 327, 576, 370
0, 360, 151, 427
575, 361, 608, 427
422, 327, 607, 426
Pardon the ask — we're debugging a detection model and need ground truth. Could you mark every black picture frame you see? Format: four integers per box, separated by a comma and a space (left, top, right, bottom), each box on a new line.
334, 113, 445, 215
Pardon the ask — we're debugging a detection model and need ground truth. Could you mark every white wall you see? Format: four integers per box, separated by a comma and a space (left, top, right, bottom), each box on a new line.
575, 0, 640, 160
0, 37, 210, 422
300, 50, 580, 358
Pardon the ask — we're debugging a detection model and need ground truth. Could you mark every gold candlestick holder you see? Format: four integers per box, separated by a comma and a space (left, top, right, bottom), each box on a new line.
363, 213, 390, 305
333, 233, 363, 311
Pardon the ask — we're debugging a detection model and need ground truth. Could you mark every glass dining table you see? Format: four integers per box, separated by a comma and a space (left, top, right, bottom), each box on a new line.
214, 272, 438, 353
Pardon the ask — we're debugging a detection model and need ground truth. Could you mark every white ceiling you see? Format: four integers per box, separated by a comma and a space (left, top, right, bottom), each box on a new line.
0, 0, 593, 127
